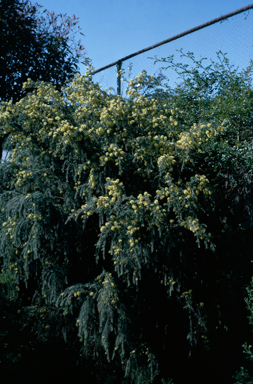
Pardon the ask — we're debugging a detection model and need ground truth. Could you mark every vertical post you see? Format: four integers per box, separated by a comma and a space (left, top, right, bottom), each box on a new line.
116, 61, 122, 96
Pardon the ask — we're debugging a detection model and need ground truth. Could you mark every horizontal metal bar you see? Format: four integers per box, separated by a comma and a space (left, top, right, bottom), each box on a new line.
93, 3, 253, 75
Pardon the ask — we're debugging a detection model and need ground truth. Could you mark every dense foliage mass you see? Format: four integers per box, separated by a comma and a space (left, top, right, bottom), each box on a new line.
0, 54, 253, 383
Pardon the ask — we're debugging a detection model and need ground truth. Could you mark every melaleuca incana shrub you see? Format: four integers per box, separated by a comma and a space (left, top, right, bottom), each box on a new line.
0, 56, 253, 384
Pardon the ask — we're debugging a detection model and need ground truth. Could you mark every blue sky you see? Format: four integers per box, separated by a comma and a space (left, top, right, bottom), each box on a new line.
38, 0, 252, 72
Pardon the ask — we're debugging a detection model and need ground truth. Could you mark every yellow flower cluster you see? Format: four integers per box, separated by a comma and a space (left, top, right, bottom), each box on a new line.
50, 120, 77, 142
97, 273, 118, 307
15, 170, 33, 187
2, 217, 17, 240
26, 213, 42, 221
7, 261, 18, 273
99, 144, 125, 167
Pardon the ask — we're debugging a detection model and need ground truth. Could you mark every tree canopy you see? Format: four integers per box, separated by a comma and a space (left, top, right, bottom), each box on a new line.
0, 0, 85, 103
0, 54, 253, 383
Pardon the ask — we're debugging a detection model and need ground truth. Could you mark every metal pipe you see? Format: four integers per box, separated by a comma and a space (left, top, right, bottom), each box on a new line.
116, 61, 122, 95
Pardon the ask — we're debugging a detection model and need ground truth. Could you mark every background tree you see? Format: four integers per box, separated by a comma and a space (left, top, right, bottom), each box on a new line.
0, 0, 85, 157
0, 54, 253, 383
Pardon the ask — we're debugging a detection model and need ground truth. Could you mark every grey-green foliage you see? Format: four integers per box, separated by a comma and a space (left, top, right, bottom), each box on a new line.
161, 379, 174, 384
234, 367, 253, 384
233, 278, 253, 383
0, 267, 19, 301
1, 53, 253, 383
